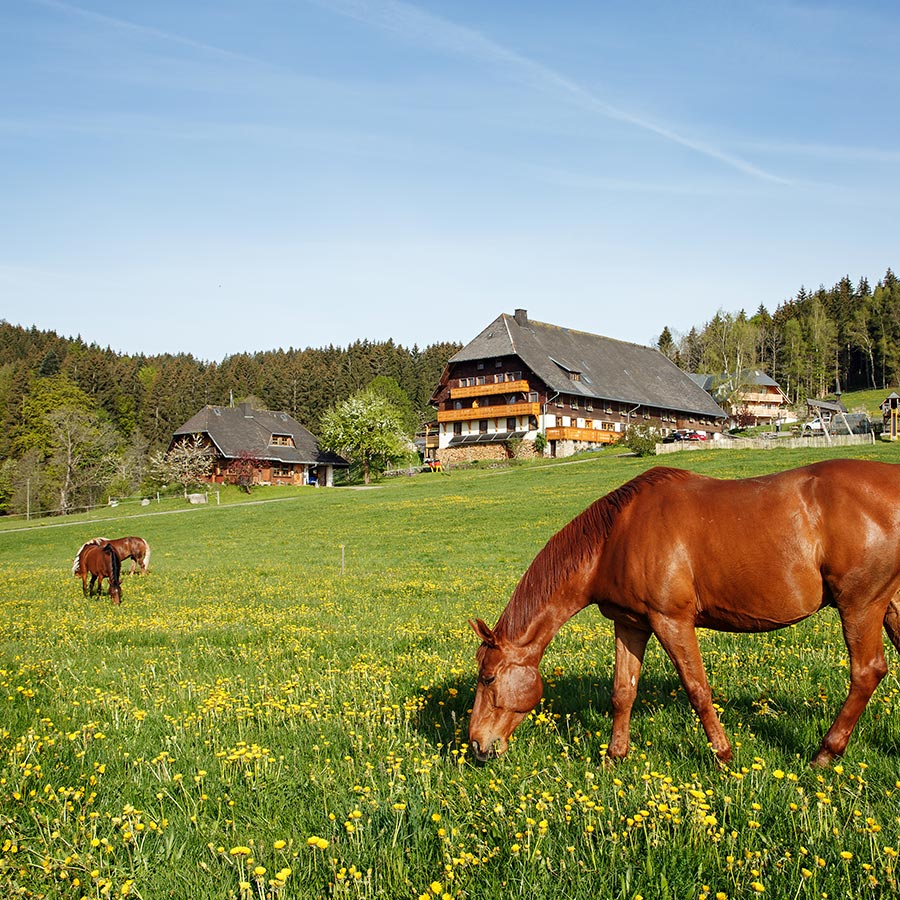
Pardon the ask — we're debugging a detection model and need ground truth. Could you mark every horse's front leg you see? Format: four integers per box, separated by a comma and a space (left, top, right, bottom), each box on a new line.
607, 621, 651, 760
652, 617, 732, 763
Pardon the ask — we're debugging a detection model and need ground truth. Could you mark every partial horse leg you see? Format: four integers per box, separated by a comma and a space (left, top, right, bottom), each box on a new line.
89, 574, 98, 597
608, 621, 651, 760
81, 572, 89, 597
883, 596, 900, 654
811, 604, 888, 767
651, 617, 732, 763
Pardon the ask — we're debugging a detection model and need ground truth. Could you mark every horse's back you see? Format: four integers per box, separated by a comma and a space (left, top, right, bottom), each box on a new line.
596, 459, 900, 631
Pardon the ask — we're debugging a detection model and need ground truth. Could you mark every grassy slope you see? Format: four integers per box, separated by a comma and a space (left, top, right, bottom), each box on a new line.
2, 442, 900, 899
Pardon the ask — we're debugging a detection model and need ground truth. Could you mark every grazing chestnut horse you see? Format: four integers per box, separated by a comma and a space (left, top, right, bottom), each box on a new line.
73, 536, 150, 576
75, 543, 122, 605
469, 459, 900, 767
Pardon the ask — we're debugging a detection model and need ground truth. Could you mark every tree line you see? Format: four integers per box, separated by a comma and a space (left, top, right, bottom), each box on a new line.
0, 322, 459, 516
656, 268, 900, 407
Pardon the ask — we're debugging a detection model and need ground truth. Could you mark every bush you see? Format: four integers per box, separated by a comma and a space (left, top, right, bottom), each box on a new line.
620, 423, 662, 457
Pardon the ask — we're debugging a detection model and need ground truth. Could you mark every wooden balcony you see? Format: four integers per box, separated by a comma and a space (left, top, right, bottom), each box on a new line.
438, 401, 541, 423
546, 426, 618, 444
450, 379, 531, 399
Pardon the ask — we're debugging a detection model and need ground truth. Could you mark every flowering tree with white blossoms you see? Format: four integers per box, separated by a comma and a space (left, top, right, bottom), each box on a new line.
319, 390, 409, 485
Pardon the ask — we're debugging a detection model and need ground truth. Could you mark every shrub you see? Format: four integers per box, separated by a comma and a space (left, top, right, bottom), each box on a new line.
620, 423, 662, 457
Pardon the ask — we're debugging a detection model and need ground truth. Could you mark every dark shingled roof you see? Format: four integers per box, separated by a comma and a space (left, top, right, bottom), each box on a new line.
173, 404, 348, 467
451, 312, 726, 419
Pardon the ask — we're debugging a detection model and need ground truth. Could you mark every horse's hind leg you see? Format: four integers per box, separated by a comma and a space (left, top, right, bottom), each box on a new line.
652, 617, 732, 763
811, 604, 888, 767
608, 621, 651, 760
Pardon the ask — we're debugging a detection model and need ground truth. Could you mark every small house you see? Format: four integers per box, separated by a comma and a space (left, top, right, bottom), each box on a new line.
171, 403, 348, 487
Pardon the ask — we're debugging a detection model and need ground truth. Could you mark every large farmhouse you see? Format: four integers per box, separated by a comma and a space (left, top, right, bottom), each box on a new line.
171, 403, 348, 487
431, 309, 727, 463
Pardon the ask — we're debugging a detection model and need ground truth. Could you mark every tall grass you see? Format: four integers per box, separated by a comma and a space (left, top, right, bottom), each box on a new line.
2, 443, 900, 899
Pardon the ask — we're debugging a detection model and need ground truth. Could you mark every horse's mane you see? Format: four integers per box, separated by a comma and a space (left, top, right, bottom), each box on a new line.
494, 467, 691, 640
104, 544, 121, 588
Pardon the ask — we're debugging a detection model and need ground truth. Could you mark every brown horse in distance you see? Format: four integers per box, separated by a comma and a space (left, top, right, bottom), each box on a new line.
73, 536, 151, 576
469, 459, 900, 767
75, 542, 122, 605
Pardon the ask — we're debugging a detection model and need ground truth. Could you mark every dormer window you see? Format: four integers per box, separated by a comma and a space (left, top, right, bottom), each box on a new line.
569, 371, 582, 382
270, 434, 295, 447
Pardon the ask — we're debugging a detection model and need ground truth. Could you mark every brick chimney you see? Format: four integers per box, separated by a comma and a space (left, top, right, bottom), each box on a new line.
513, 308, 528, 326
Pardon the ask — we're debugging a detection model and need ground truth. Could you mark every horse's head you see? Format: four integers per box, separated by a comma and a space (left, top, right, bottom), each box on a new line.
468, 618, 543, 762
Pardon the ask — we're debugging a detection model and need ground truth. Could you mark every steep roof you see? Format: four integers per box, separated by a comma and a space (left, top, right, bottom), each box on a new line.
451, 311, 726, 419
172, 404, 348, 467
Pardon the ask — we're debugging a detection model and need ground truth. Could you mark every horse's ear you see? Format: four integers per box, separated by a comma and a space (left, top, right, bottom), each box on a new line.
469, 618, 496, 647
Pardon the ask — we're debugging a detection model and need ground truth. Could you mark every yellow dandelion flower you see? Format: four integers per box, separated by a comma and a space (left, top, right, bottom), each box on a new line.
750, 882, 764, 893
230, 846, 251, 856
840, 851, 853, 860
273, 840, 286, 850
430, 881, 443, 895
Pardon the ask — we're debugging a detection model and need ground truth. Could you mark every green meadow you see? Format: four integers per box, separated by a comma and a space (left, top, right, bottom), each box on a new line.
2, 443, 900, 900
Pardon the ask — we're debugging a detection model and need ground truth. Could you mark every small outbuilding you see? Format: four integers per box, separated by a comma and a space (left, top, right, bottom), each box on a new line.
171, 403, 348, 487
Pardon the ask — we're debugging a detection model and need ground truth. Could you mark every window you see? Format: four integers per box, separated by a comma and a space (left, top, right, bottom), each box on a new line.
495, 360, 503, 367
453, 422, 462, 435
527, 392, 539, 403
477, 362, 484, 370
270, 434, 294, 447
571, 396, 579, 409
506, 417, 517, 431
272, 465, 292, 477
479, 420, 488, 433
569, 372, 582, 382
476, 376, 485, 385
586, 400, 593, 411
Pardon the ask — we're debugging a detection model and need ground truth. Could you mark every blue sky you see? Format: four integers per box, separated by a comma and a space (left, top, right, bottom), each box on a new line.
3, 1, 899, 361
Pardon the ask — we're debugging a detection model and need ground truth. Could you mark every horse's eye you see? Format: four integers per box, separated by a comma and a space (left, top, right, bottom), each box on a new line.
481, 675, 496, 686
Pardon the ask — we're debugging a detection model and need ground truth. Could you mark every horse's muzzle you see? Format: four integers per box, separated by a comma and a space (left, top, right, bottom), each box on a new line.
470, 737, 506, 762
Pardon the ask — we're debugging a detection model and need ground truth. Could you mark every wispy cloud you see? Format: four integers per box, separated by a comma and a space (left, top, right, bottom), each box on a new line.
29, 0, 268, 67
320, 0, 790, 184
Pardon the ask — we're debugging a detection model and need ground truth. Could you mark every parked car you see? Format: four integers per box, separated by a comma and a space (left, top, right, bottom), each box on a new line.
662, 430, 707, 443
803, 417, 829, 433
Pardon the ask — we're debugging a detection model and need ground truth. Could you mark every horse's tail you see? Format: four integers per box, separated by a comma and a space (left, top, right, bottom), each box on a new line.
884, 596, 900, 654
142, 540, 151, 572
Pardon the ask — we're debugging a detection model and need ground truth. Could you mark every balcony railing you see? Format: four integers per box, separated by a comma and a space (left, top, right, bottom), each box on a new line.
438, 401, 542, 423
450, 379, 531, 399
545, 426, 618, 444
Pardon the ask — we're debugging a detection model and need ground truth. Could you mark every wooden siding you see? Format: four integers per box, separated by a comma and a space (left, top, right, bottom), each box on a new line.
449, 379, 532, 399
437, 402, 542, 422
546, 426, 618, 444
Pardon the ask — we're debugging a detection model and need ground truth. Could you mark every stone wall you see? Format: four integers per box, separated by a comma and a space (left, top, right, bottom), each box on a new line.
438, 440, 541, 466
